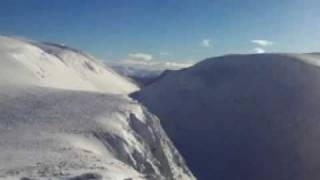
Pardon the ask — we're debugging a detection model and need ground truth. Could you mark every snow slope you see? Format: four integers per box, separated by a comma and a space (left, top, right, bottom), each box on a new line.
133, 53, 320, 180
0, 36, 194, 180
0, 36, 138, 94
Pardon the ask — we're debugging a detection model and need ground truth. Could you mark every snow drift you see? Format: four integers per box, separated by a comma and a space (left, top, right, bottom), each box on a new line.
0, 36, 194, 180
133, 53, 320, 180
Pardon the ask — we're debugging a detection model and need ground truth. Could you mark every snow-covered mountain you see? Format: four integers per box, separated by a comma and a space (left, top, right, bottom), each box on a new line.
133, 53, 320, 180
109, 60, 193, 87
110, 65, 162, 87
0, 36, 139, 94
0, 36, 195, 180
110, 64, 163, 79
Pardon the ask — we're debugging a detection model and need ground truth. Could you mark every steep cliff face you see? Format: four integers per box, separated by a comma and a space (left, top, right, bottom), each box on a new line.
0, 36, 195, 180
133, 53, 320, 180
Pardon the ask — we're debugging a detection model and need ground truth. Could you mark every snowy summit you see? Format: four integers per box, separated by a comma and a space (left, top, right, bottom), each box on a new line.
0, 36, 194, 180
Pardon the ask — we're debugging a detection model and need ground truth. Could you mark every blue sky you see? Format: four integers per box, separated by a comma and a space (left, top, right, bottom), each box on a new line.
0, 0, 320, 64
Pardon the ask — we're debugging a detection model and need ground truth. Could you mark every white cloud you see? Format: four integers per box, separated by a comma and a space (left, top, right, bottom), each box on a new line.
108, 59, 194, 78
201, 39, 211, 47
128, 52, 153, 61
118, 59, 193, 70
162, 61, 194, 69
254, 48, 266, 54
251, 40, 274, 47
112, 52, 194, 71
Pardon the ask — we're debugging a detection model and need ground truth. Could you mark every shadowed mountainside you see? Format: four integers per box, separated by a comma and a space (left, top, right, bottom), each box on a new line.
133, 53, 320, 180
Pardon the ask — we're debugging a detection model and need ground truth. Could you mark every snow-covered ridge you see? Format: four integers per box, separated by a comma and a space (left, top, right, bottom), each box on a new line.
0, 35, 139, 94
0, 36, 194, 179
133, 53, 320, 180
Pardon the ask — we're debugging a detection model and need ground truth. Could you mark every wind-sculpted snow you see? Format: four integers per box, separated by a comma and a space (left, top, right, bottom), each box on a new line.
133, 53, 320, 180
0, 36, 194, 180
